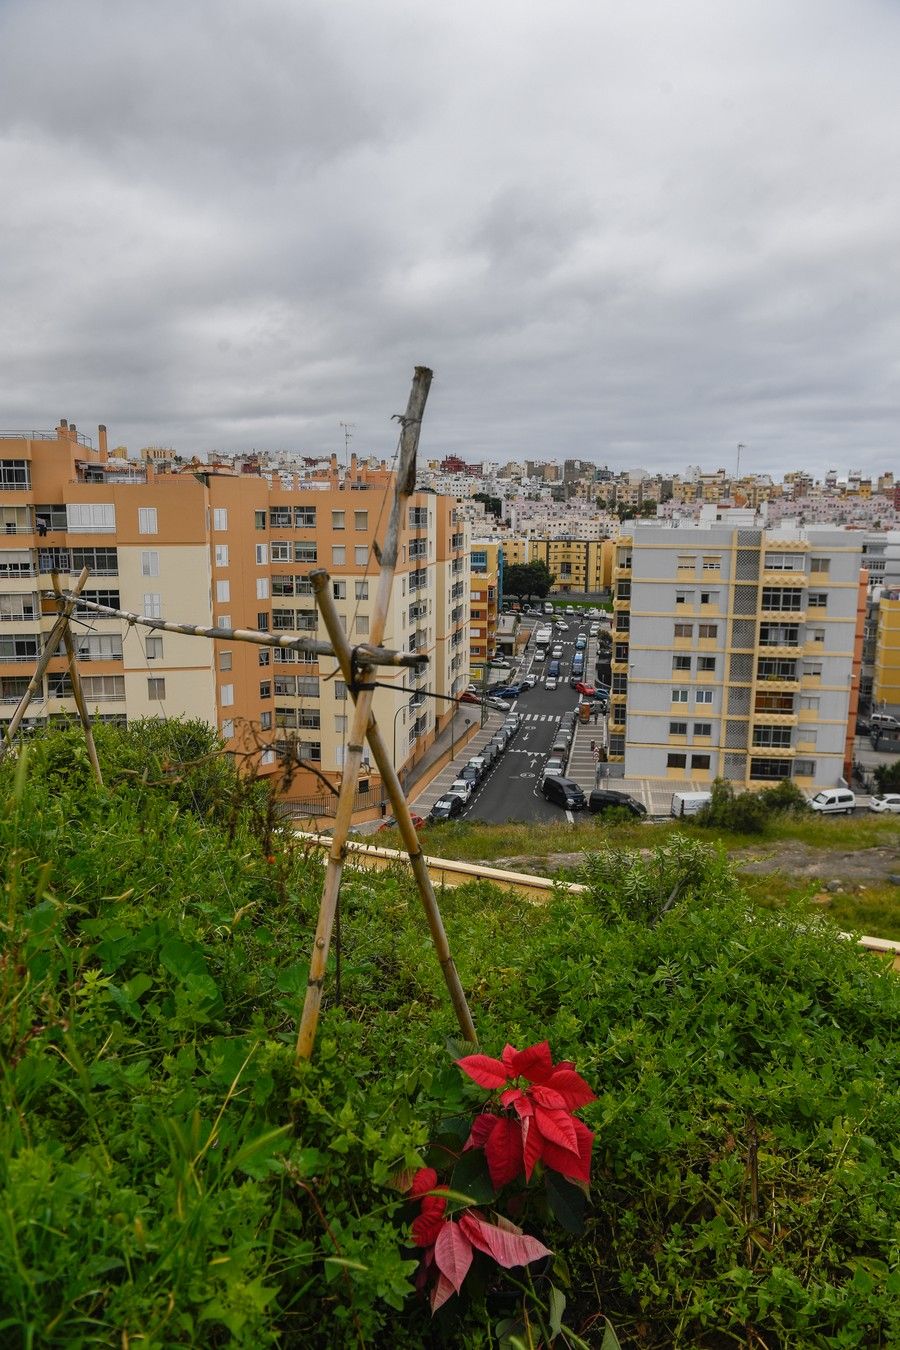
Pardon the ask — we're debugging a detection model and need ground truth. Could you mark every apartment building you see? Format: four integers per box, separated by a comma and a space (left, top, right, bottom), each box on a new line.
609, 521, 865, 789
0, 424, 469, 811
500, 536, 614, 593
469, 542, 502, 672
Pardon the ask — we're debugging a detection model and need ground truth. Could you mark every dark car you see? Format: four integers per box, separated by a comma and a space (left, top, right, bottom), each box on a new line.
458, 765, 481, 785
541, 776, 587, 809
588, 789, 646, 818
429, 795, 465, 822
494, 685, 521, 699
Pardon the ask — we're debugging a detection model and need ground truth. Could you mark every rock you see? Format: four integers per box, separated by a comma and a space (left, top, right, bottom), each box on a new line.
826, 879, 843, 891
887, 874, 900, 886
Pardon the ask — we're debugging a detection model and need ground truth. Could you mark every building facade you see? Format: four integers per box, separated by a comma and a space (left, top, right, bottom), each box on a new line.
0, 424, 469, 812
609, 522, 865, 789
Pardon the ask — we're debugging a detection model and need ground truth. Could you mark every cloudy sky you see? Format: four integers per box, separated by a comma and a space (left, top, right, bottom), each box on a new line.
2, 0, 899, 477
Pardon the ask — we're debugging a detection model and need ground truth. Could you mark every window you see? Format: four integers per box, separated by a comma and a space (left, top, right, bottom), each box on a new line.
216, 580, 230, 603
333, 580, 347, 599
674, 622, 693, 638
220, 651, 232, 671
221, 719, 234, 739
676, 555, 696, 571
215, 544, 229, 567
355, 615, 369, 635
67, 503, 115, 533
271, 541, 290, 562
695, 689, 714, 704
269, 507, 292, 529
138, 506, 158, 535
260, 749, 275, 766
764, 552, 802, 571
257, 611, 269, 630
259, 681, 271, 699
355, 580, 368, 600
332, 510, 345, 530
332, 545, 345, 565
213, 508, 228, 531
808, 627, 825, 645
808, 592, 827, 608
334, 681, 347, 701
690, 754, 711, 769
218, 615, 231, 629
802, 661, 822, 678
752, 725, 792, 747
672, 655, 692, 671
0, 460, 30, 489
259, 648, 270, 666
693, 722, 712, 736
74, 634, 123, 661
260, 711, 272, 730
147, 677, 165, 700
702, 556, 721, 571
794, 759, 816, 776
672, 688, 689, 703
256, 543, 268, 565
755, 692, 794, 712
254, 510, 266, 530
141, 550, 159, 577
354, 545, 368, 566
335, 714, 348, 733
294, 542, 317, 563
146, 635, 163, 660
698, 623, 718, 639
667, 752, 687, 768
354, 510, 368, 531
698, 656, 716, 671
749, 757, 793, 780
799, 695, 820, 711
700, 591, 717, 606
669, 721, 688, 735
143, 593, 162, 618
220, 684, 234, 707
294, 507, 316, 528
675, 590, 692, 605
256, 577, 270, 600
762, 587, 802, 612
810, 557, 829, 573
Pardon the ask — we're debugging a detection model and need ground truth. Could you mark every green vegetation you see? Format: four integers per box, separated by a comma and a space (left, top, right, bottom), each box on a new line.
504, 560, 556, 602
693, 777, 809, 835
1, 725, 899, 1346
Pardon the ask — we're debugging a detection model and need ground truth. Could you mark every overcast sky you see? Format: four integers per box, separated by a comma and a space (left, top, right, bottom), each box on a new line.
2, 0, 899, 478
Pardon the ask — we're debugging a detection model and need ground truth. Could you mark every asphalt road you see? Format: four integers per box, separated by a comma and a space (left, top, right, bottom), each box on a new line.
464, 615, 595, 824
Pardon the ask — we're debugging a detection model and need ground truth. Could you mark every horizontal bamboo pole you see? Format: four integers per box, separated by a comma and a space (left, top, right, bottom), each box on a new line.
42, 592, 428, 670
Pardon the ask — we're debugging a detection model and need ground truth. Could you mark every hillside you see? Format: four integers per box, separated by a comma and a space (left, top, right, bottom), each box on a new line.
1, 723, 898, 1348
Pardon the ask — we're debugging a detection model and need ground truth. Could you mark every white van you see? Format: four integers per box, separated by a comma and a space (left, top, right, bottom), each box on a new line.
871, 712, 900, 731
543, 602, 554, 615
671, 791, 713, 818
809, 788, 857, 815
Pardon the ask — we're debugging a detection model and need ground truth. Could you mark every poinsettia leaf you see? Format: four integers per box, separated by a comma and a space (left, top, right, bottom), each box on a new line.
534, 1105, 579, 1155
449, 1148, 496, 1210
431, 1271, 457, 1313
501, 1043, 519, 1071
410, 1166, 439, 1197
541, 1118, 594, 1185
545, 1067, 596, 1110
545, 1169, 589, 1234
412, 1196, 448, 1247
485, 1116, 524, 1188
529, 1084, 569, 1111
494, 1213, 524, 1235
522, 1115, 543, 1181
458, 1213, 552, 1269
508, 1040, 553, 1083
456, 1054, 509, 1090
434, 1221, 473, 1293
464, 1112, 500, 1152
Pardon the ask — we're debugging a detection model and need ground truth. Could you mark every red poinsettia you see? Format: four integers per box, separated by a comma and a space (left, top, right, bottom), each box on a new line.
408, 1167, 552, 1312
457, 1040, 595, 1187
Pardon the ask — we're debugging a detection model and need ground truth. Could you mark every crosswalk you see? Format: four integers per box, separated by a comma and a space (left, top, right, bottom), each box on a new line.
517, 712, 566, 723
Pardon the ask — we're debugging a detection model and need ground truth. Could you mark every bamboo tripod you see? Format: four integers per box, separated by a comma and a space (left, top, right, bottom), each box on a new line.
1, 366, 477, 1060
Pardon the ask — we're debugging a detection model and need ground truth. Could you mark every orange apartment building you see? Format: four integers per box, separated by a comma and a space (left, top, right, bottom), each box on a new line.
0, 423, 469, 813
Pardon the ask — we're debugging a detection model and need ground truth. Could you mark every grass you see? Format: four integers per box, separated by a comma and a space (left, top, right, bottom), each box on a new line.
378, 814, 900, 939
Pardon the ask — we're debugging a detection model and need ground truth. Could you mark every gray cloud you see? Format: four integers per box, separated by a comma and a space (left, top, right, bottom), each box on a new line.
2, 0, 900, 476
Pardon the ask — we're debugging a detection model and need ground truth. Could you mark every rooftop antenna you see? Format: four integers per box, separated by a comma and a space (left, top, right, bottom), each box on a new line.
339, 420, 355, 468
736, 442, 746, 478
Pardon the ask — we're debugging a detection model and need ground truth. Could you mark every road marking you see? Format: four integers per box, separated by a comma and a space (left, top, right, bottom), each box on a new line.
565, 809, 574, 823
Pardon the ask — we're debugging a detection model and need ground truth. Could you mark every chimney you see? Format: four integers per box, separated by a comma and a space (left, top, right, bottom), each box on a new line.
350, 452, 357, 477
57, 419, 68, 441
98, 424, 108, 455
69, 423, 77, 442
330, 452, 338, 475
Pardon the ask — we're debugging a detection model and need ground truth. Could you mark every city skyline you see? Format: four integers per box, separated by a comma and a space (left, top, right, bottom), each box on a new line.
2, 2, 900, 474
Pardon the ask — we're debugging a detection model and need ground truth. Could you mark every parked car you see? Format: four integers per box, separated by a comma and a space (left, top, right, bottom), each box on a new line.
429, 795, 465, 822
521, 674, 537, 689
379, 812, 426, 831
551, 737, 570, 758
869, 793, 900, 813
575, 636, 587, 650
489, 657, 512, 669
565, 605, 575, 615
449, 778, 474, 802
555, 621, 569, 632
671, 791, 713, 817
494, 685, 521, 699
559, 711, 577, 728
588, 789, 646, 818
809, 788, 857, 815
545, 676, 558, 690
542, 757, 565, 780
486, 698, 511, 712
551, 646, 563, 659
458, 691, 482, 704
504, 713, 523, 730
478, 743, 499, 768
542, 775, 586, 809
575, 681, 597, 696
458, 765, 481, 786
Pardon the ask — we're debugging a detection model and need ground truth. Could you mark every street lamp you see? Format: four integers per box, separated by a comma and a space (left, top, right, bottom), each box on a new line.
393, 701, 407, 786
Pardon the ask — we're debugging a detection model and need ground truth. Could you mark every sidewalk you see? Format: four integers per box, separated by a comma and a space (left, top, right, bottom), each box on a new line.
409, 707, 507, 815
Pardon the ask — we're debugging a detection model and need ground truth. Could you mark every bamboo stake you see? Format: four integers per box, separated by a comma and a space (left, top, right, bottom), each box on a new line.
38, 593, 425, 670
295, 366, 437, 1060
311, 572, 477, 1044
50, 571, 103, 786
0, 566, 92, 758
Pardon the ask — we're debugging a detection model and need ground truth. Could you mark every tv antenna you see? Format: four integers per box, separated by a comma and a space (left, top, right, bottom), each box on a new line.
339, 421, 355, 467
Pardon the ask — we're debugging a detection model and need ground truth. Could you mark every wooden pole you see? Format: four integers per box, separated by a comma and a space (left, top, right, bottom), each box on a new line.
311, 572, 477, 1044
0, 566, 92, 758
38, 593, 425, 671
50, 571, 103, 786
295, 366, 438, 1060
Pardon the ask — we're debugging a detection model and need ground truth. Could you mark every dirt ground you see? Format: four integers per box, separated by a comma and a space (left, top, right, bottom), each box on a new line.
496, 841, 900, 888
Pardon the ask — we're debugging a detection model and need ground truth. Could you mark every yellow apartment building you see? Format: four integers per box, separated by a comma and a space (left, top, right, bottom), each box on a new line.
499, 536, 613, 592
873, 592, 900, 710
469, 542, 502, 674
0, 424, 469, 815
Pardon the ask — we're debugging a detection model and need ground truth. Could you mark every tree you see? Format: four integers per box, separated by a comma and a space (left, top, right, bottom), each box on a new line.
473, 492, 502, 519
504, 561, 556, 602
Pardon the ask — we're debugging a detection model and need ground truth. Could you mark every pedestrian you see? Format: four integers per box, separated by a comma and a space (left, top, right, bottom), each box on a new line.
592, 706, 600, 724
